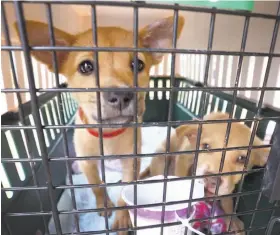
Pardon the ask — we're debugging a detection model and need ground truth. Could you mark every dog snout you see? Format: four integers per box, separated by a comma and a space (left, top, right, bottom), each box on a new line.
103, 91, 134, 109
204, 171, 223, 190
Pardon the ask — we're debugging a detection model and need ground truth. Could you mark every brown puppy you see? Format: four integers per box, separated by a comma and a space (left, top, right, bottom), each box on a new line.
141, 112, 270, 234
14, 17, 185, 234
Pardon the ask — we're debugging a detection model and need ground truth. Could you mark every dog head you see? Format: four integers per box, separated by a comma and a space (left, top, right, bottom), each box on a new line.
14, 17, 184, 124
176, 112, 270, 195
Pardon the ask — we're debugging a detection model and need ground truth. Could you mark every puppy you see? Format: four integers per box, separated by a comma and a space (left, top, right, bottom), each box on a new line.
141, 112, 270, 234
14, 16, 185, 234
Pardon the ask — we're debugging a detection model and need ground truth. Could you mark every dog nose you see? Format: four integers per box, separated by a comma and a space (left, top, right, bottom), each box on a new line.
103, 91, 134, 109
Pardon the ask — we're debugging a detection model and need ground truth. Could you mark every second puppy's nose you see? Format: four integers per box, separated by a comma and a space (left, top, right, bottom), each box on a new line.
104, 91, 134, 109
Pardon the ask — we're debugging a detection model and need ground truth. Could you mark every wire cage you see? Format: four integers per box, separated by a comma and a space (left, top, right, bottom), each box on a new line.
1, 1, 280, 235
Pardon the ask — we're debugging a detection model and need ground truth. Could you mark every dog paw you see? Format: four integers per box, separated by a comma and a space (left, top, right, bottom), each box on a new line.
228, 217, 245, 235
112, 209, 132, 235
97, 199, 115, 217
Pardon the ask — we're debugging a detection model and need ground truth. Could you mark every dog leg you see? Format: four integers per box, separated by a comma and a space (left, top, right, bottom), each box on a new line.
79, 161, 114, 217
112, 157, 140, 234
220, 197, 245, 235
175, 154, 194, 177
112, 129, 141, 235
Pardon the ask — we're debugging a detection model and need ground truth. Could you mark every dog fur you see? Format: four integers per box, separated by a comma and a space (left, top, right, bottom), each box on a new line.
14, 16, 185, 234
140, 112, 270, 234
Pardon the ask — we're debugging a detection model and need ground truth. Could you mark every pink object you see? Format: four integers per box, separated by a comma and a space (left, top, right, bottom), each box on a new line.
190, 201, 227, 234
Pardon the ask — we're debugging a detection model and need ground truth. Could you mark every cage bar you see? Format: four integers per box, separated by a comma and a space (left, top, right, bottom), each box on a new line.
3, 45, 280, 59
44, 3, 80, 232
13, 1, 62, 234
132, 5, 139, 232
186, 12, 216, 233
90, 4, 110, 234
159, 8, 179, 235
212, 14, 250, 233
1, 144, 273, 164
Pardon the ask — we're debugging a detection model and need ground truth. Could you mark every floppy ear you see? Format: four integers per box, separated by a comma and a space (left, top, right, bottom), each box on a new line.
252, 136, 271, 166
140, 16, 185, 65
160, 125, 198, 153
176, 124, 199, 147
203, 112, 230, 121
13, 20, 75, 72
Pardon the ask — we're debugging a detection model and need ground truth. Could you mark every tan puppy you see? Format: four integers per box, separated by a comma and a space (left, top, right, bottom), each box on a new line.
14, 16, 185, 234
141, 112, 270, 234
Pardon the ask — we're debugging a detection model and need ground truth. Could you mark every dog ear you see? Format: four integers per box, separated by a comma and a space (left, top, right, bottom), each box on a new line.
203, 112, 230, 121
140, 16, 185, 65
252, 136, 271, 166
14, 20, 75, 72
176, 124, 199, 147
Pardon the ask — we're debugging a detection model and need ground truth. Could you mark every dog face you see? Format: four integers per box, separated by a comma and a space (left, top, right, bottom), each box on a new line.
176, 112, 270, 195
14, 17, 184, 124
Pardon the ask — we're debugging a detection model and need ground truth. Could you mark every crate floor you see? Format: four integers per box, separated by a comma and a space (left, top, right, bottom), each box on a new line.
48, 126, 175, 234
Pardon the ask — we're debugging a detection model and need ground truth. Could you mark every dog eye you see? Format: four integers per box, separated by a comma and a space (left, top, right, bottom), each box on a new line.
78, 60, 94, 75
201, 143, 210, 150
237, 155, 247, 164
130, 59, 145, 72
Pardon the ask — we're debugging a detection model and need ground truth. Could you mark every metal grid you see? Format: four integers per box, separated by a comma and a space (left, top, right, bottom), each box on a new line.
1, 1, 280, 235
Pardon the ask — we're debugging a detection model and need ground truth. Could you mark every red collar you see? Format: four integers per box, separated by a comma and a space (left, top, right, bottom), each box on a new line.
78, 107, 126, 138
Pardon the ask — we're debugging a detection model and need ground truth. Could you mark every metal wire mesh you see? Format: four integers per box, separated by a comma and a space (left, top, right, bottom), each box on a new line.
1, 1, 280, 235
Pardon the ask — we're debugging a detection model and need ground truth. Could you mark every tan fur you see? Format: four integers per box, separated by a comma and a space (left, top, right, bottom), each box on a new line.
141, 112, 270, 234
14, 16, 185, 234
